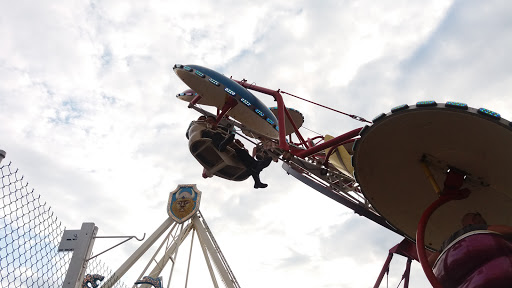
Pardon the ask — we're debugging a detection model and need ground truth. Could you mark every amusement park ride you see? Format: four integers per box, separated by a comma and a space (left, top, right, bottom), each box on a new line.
171, 64, 512, 287
59, 64, 512, 288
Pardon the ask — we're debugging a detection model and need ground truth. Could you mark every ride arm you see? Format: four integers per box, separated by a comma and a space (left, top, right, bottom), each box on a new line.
293, 127, 362, 159
234, 80, 289, 151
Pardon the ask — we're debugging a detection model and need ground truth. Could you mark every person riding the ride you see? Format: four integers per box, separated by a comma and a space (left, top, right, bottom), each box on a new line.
187, 116, 272, 189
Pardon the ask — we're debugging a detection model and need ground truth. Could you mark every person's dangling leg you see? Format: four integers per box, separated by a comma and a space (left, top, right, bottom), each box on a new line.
202, 130, 226, 150
235, 147, 267, 188
218, 133, 235, 152
252, 172, 268, 189
234, 148, 256, 167
255, 155, 272, 172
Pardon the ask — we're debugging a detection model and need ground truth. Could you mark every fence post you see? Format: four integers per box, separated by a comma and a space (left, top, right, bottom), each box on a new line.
59, 222, 98, 288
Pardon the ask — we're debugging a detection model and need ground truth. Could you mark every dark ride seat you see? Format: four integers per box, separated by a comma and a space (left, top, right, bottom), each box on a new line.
433, 231, 512, 288
187, 121, 251, 181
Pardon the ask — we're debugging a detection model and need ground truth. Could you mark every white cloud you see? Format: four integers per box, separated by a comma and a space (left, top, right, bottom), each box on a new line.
2, 0, 511, 288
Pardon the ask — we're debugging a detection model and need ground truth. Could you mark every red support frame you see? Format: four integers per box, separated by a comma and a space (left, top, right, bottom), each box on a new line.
283, 107, 309, 148
235, 80, 290, 151
374, 252, 393, 288
293, 128, 361, 158
307, 136, 324, 148
403, 258, 412, 288
416, 195, 457, 288
234, 79, 363, 160
374, 238, 418, 288
215, 96, 238, 125
188, 94, 202, 108
416, 169, 471, 288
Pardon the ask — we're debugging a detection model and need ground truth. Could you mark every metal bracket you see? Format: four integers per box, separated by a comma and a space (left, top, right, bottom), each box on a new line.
86, 233, 146, 262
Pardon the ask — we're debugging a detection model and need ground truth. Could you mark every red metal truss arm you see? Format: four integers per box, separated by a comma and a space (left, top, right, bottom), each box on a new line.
234, 80, 289, 151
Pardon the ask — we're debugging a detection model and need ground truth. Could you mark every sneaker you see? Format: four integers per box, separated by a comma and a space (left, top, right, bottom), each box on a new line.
254, 182, 268, 189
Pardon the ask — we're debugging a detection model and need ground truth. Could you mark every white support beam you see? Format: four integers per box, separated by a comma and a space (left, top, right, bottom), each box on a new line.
61, 223, 98, 288
184, 229, 195, 288
102, 217, 175, 288
196, 228, 220, 288
146, 222, 194, 278
193, 215, 236, 288
135, 222, 178, 283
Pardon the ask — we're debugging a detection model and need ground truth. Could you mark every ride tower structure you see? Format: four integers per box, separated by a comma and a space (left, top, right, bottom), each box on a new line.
103, 184, 240, 288
59, 184, 240, 288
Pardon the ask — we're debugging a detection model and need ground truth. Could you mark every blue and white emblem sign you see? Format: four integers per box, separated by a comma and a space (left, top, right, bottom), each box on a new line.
168, 184, 201, 223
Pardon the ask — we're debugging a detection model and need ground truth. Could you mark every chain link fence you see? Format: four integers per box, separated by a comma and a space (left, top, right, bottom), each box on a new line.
1, 161, 129, 288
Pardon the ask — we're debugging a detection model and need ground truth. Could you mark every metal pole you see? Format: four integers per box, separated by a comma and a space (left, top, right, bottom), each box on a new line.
373, 252, 393, 288
62, 223, 98, 288
283, 106, 308, 148
403, 258, 412, 288
293, 127, 362, 158
282, 162, 396, 233
184, 228, 195, 288
193, 215, 236, 288
416, 195, 458, 288
167, 223, 185, 284
196, 228, 220, 288
421, 162, 441, 195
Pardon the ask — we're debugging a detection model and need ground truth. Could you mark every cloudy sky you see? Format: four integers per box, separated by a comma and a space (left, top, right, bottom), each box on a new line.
2, 0, 512, 287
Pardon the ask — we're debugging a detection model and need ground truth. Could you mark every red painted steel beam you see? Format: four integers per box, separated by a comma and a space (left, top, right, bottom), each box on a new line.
416, 196, 452, 288
234, 80, 289, 151
215, 97, 238, 125
416, 169, 471, 288
284, 107, 309, 148
234, 79, 363, 158
373, 253, 393, 288
293, 128, 362, 159
416, 189, 470, 288
188, 94, 202, 108
403, 258, 412, 288
389, 238, 420, 261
